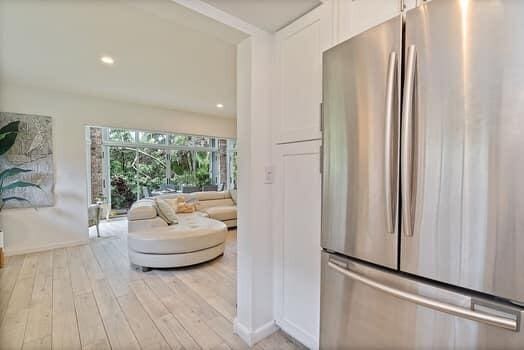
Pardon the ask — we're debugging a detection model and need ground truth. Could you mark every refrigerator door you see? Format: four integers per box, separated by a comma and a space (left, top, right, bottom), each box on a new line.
320, 252, 524, 349
322, 15, 401, 269
401, 0, 524, 303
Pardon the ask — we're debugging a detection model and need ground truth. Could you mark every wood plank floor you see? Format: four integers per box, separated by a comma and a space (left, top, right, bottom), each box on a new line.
1, 221, 303, 350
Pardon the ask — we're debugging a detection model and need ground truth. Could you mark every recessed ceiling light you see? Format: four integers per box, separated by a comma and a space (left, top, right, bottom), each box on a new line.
100, 56, 115, 65
216, 103, 224, 108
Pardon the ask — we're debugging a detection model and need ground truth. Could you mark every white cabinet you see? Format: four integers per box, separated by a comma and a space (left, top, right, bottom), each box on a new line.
274, 6, 331, 144
273, 140, 322, 349
272, 1, 422, 143
333, 0, 419, 45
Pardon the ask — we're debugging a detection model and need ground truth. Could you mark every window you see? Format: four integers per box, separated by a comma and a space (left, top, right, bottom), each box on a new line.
169, 134, 191, 146
137, 148, 168, 192
170, 150, 194, 189
195, 151, 211, 186
100, 127, 237, 211
108, 128, 135, 143
108, 146, 138, 212
138, 132, 167, 145
193, 136, 211, 148
227, 139, 238, 189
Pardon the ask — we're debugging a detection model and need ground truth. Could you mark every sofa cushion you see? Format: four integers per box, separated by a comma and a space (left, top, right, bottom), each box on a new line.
128, 200, 157, 221
202, 206, 237, 221
195, 191, 228, 201
128, 215, 227, 254
197, 198, 234, 210
155, 198, 178, 224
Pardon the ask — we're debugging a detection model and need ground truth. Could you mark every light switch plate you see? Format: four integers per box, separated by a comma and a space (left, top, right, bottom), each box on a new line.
264, 166, 274, 184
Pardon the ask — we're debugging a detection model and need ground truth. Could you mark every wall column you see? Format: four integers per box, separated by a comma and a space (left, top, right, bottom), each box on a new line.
234, 33, 276, 345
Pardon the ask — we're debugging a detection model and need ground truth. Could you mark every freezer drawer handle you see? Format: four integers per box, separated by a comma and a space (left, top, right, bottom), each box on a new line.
328, 260, 519, 332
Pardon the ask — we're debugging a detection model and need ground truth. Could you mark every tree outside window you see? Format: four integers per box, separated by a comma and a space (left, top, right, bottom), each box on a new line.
97, 127, 237, 213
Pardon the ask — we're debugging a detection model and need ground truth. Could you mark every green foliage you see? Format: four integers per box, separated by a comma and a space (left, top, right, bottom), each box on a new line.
110, 175, 135, 210
0, 168, 31, 181
3, 181, 41, 192
106, 135, 222, 210
0, 121, 20, 156
195, 151, 211, 187
171, 150, 193, 186
136, 148, 167, 192
0, 121, 42, 210
108, 128, 135, 143
109, 147, 138, 210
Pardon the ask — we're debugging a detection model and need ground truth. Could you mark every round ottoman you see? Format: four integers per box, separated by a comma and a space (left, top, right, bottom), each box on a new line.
128, 215, 227, 269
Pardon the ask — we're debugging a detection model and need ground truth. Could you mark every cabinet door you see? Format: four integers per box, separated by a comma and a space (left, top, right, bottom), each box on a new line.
335, 0, 418, 44
274, 7, 329, 144
273, 140, 321, 349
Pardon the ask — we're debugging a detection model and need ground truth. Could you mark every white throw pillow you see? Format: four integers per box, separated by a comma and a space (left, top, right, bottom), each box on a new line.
163, 198, 179, 211
154, 197, 178, 224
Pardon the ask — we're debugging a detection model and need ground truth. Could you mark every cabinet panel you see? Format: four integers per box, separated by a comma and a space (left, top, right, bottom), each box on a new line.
335, 0, 419, 45
273, 140, 321, 348
275, 8, 325, 143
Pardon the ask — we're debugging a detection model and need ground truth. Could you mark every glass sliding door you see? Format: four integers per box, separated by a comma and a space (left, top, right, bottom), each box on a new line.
100, 127, 237, 207
228, 139, 238, 189
109, 146, 138, 213
136, 148, 168, 196
228, 151, 238, 189
170, 150, 195, 190
195, 151, 212, 187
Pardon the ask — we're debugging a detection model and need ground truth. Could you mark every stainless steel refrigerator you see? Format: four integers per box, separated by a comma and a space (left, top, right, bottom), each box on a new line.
320, 0, 524, 348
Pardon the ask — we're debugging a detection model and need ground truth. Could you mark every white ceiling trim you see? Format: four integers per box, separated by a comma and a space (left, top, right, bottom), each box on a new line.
172, 0, 269, 36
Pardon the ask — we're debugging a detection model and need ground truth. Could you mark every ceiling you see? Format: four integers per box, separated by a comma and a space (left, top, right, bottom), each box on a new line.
0, 0, 248, 119
202, 0, 322, 32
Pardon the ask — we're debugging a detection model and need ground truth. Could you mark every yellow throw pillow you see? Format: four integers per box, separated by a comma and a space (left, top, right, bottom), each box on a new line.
177, 201, 196, 213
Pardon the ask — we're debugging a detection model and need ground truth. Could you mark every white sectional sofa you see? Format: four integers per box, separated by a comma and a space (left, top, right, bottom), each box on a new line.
127, 191, 236, 270
181, 191, 237, 228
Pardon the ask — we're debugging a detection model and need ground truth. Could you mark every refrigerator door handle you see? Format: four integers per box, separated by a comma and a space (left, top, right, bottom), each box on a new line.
401, 45, 417, 237
328, 260, 520, 332
384, 51, 398, 234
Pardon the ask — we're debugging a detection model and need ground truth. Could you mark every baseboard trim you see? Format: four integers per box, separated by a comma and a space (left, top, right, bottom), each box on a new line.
5, 239, 89, 256
233, 318, 279, 346
277, 318, 318, 350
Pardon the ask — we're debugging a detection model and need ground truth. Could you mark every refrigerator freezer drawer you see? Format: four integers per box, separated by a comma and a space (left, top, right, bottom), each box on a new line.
320, 252, 524, 349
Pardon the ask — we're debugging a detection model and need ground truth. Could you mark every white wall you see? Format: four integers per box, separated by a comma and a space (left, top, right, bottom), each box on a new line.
0, 82, 236, 255
234, 33, 277, 346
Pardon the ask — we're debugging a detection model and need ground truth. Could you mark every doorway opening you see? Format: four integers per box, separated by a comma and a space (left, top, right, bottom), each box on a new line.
85, 125, 237, 238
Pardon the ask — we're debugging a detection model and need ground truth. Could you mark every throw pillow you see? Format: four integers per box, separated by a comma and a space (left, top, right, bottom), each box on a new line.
163, 198, 179, 211
177, 201, 196, 213
154, 197, 178, 224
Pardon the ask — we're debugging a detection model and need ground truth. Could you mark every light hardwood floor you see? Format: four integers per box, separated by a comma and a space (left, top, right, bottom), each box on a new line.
1, 221, 303, 350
